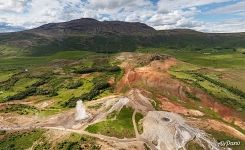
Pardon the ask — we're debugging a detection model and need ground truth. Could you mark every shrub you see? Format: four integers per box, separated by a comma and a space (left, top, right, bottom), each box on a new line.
66, 81, 83, 89
74, 66, 121, 74
7, 87, 36, 100
192, 72, 245, 98
185, 91, 200, 101
63, 82, 110, 108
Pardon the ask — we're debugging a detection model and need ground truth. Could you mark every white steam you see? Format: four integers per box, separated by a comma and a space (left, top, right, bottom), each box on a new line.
75, 100, 88, 121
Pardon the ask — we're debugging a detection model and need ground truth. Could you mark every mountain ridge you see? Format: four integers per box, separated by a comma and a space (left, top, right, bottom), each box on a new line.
0, 18, 244, 56
28, 18, 156, 35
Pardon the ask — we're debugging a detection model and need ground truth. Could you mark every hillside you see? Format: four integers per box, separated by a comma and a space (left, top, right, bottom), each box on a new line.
0, 18, 245, 57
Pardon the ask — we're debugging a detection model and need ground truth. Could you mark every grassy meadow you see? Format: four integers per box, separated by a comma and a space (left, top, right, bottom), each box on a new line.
86, 107, 143, 138
0, 51, 121, 116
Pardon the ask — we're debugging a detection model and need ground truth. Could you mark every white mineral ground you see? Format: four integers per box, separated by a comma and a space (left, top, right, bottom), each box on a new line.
141, 111, 220, 150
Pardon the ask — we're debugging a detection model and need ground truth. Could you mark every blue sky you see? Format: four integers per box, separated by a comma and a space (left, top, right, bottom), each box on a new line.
0, 0, 244, 33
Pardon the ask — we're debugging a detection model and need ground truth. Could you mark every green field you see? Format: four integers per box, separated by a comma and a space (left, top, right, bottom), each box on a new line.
138, 48, 245, 69
86, 107, 136, 138
169, 67, 245, 113
0, 51, 121, 117
0, 51, 97, 70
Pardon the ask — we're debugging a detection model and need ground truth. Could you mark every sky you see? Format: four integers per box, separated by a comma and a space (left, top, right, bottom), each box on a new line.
0, 0, 244, 33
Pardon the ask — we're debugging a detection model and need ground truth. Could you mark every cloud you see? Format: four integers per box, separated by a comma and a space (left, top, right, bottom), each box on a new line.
198, 18, 245, 33
89, 0, 140, 9
157, 0, 230, 12
0, 0, 86, 28
0, 0, 28, 13
207, 1, 245, 14
0, 0, 244, 33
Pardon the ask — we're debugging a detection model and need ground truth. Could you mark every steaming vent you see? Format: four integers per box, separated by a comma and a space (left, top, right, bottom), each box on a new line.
75, 100, 89, 121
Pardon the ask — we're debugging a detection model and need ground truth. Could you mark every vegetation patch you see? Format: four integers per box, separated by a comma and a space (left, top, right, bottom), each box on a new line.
0, 104, 39, 115
185, 91, 201, 101
0, 73, 53, 102
139, 48, 245, 69
33, 141, 51, 150
0, 72, 14, 82
0, 72, 24, 91
5, 75, 57, 101
170, 69, 245, 112
192, 72, 245, 99
186, 141, 204, 150
135, 112, 144, 134
66, 80, 83, 89
63, 81, 110, 108
86, 107, 136, 138
87, 103, 103, 109
55, 133, 101, 150
0, 129, 44, 150
74, 66, 121, 74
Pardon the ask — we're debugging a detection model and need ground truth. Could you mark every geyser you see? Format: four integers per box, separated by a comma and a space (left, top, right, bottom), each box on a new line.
75, 100, 88, 121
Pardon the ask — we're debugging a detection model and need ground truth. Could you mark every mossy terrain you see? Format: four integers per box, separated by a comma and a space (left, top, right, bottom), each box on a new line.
86, 107, 136, 138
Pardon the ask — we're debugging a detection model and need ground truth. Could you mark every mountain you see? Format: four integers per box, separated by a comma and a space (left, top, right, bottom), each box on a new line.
32, 18, 156, 35
0, 18, 244, 56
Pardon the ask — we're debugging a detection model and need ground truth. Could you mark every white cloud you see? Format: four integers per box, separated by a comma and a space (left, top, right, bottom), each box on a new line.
0, 0, 86, 28
207, 1, 245, 14
157, 0, 230, 12
0, 0, 244, 33
198, 18, 245, 33
90, 0, 136, 9
0, 0, 28, 13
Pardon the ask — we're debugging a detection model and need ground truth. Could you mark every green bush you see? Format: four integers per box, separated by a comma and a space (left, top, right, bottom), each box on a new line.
0, 104, 39, 115
6, 75, 57, 101
192, 72, 245, 98
74, 66, 120, 74
66, 81, 83, 89
55, 134, 101, 150
63, 82, 110, 108
0, 71, 26, 90
185, 91, 201, 101
7, 87, 36, 100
